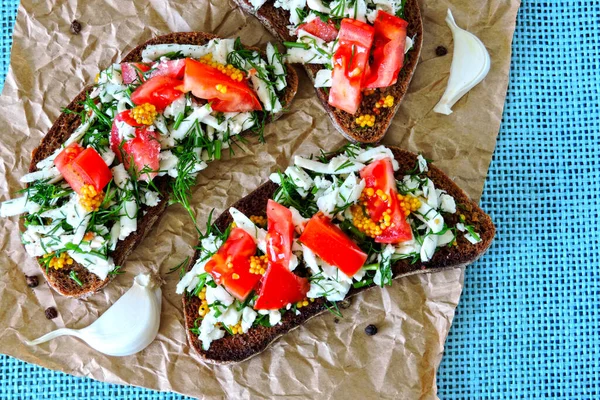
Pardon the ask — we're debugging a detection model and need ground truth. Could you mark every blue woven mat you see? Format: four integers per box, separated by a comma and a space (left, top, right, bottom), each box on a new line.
2, 1, 599, 399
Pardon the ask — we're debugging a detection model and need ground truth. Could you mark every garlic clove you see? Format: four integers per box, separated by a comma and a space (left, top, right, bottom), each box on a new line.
26, 273, 162, 357
433, 9, 491, 115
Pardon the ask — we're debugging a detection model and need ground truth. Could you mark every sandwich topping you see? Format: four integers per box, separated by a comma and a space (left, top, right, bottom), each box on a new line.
250, 0, 415, 116
0, 38, 290, 283
177, 144, 482, 350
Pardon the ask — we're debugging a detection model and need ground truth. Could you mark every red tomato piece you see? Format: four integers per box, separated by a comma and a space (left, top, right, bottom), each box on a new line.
130, 75, 183, 111
359, 158, 397, 221
254, 262, 310, 310
54, 143, 111, 194
328, 18, 375, 114
147, 59, 186, 80
179, 59, 262, 112
265, 199, 294, 269
299, 213, 367, 277
71, 148, 112, 191
363, 11, 408, 89
110, 111, 160, 181
121, 62, 152, 85
205, 228, 261, 301
298, 18, 339, 42
360, 158, 413, 243
254, 200, 310, 310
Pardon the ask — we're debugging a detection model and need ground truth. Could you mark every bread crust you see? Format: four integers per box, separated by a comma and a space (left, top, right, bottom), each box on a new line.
27, 32, 299, 298
183, 146, 496, 364
234, 0, 423, 143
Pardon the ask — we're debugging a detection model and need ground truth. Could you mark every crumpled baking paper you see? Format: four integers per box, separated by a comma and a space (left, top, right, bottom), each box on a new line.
0, 0, 520, 398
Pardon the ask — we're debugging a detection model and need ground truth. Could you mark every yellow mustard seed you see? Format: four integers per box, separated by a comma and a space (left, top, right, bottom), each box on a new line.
199, 53, 245, 82
79, 184, 105, 212
46, 252, 74, 270
249, 215, 267, 228
130, 103, 157, 126
249, 255, 268, 275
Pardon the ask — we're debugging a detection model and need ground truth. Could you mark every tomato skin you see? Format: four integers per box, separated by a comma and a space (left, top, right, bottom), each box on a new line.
254, 200, 310, 310
72, 148, 112, 191
265, 200, 294, 268
110, 111, 160, 181
299, 213, 367, 277
147, 59, 186, 80
298, 18, 339, 42
363, 11, 408, 89
254, 262, 310, 310
180, 59, 262, 112
205, 228, 261, 301
328, 19, 375, 114
121, 62, 152, 85
130, 75, 183, 111
54, 143, 111, 194
360, 158, 413, 243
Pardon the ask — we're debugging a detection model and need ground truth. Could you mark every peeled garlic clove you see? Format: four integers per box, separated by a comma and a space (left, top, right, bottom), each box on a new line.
433, 9, 491, 115
26, 273, 162, 357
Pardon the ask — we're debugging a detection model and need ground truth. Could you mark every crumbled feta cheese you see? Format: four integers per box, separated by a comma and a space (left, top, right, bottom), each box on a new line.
158, 150, 179, 178
112, 164, 137, 240
285, 165, 314, 192
314, 68, 333, 88
229, 207, 267, 253
417, 154, 429, 173
437, 230, 456, 247
266, 42, 287, 91
249, 0, 267, 9
415, 199, 444, 233
294, 155, 364, 174
241, 307, 258, 333
420, 231, 438, 262
20, 166, 61, 184
206, 285, 235, 307
355, 145, 400, 171
440, 193, 457, 214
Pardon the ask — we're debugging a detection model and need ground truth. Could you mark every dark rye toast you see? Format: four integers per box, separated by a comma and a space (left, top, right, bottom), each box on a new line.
28, 32, 299, 298
182, 146, 495, 364
234, 0, 423, 143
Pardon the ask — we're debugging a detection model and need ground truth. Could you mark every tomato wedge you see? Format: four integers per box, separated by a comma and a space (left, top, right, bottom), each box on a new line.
299, 213, 367, 277
298, 18, 339, 42
54, 143, 112, 194
254, 263, 310, 310
255, 201, 310, 310
121, 62, 152, 85
130, 75, 183, 111
360, 158, 412, 243
110, 110, 160, 181
205, 228, 261, 301
363, 11, 408, 89
328, 18, 375, 114
265, 200, 294, 268
147, 59, 186, 80
179, 59, 262, 112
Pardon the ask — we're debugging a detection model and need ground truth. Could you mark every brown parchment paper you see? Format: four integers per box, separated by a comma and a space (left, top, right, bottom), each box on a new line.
0, 0, 520, 398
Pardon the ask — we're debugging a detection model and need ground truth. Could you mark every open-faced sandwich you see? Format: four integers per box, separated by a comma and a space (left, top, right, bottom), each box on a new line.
0, 32, 298, 298
177, 144, 495, 363
235, 0, 423, 143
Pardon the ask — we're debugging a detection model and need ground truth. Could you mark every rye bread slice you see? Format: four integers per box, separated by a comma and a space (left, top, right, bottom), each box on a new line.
182, 146, 496, 364
234, 0, 423, 143
27, 32, 299, 298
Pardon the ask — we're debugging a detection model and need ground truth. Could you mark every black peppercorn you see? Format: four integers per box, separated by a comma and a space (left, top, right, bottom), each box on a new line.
365, 324, 378, 336
45, 307, 58, 320
26, 275, 39, 288
70, 20, 82, 35
333, 318, 340, 324
435, 46, 448, 57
